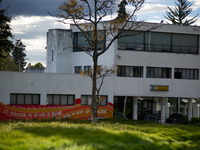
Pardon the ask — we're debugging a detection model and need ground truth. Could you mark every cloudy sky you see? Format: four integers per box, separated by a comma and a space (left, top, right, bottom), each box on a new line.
1, 0, 200, 67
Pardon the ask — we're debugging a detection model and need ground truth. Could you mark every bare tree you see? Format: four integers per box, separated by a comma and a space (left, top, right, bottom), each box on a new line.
50, 0, 157, 123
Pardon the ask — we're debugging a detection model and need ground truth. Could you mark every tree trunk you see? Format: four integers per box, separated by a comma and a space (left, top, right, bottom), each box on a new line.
91, 54, 98, 123
91, 0, 98, 124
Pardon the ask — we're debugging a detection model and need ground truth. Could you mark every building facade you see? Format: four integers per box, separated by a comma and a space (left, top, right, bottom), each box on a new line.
0, 22, 200, 122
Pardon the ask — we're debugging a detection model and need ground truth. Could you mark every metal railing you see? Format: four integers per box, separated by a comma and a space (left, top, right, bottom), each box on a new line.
118, 42, 198, 54
144, 114, 177, 124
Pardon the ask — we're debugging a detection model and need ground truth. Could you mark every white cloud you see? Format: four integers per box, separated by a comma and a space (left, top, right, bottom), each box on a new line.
189, 0, 200, 7
126, 4, 168, 15
153, 16, 161, 19
10, 16, 67, 66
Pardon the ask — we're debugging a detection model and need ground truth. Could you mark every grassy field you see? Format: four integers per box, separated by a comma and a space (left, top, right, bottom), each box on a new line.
0, 119, 200, 150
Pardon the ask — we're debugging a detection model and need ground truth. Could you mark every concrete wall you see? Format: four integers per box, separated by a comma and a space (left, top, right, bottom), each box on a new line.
0, 71, 114, 105
46, 29, 73, 73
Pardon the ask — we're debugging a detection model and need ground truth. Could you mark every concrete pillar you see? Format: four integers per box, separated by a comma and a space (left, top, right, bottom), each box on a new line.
188, 98, 192, 121
178, 98, 180, 113
132, 97, 137, 120
165, 98, 169, 119
161, 97, 166, 124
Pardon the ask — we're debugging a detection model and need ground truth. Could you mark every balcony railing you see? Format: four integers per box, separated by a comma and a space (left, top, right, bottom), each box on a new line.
118, 42, 198, 54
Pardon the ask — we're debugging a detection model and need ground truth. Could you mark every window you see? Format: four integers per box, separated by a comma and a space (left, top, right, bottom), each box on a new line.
75, 66, 82, 74
118, 30, 144, 51
81, 95, 108, 106
10, 94, 40, 105
47, 94, 75, 105
172, 34, 198, 54
118, 30, 198, 54
145, 32, 171, 52
174, 68, 199, 80
74, 31, 106, 52
146, 67, 171, 78
117, 66, 143, 77
84, 66, 91, 74
52, 50, 54, 61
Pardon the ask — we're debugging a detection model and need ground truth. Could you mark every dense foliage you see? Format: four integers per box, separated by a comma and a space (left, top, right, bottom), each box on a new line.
0, 0, 13, 58
11, 39, 26, 71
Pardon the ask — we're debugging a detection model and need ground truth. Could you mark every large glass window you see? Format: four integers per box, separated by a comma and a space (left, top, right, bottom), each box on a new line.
174, 68, 199, 80
81, 95, 108, 106
47, 94, 75, 105
145, 32, 171, 52
74, 31, 106, 52
10, 94, 40, 105
172, 34, 198, 54
146, 67, 171, 78
118, 30, 199, 54
117, 66, 143, 77
118, 30, 144, 51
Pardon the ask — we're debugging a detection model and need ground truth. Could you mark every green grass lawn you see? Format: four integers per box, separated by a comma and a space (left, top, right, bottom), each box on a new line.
0, 119, 200, 150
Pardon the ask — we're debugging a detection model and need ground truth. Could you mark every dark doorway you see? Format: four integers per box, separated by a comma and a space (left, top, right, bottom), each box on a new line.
114, 96, 133, 119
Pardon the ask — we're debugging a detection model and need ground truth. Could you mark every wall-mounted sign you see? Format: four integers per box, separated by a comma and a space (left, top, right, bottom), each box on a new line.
150, 85, 169, 91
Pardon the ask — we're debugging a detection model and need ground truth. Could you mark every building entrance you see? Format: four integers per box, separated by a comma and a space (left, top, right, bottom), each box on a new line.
137, 100, 153, 117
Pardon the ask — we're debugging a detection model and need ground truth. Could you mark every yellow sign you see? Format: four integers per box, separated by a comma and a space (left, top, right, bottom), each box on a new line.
150, 85, 169, 91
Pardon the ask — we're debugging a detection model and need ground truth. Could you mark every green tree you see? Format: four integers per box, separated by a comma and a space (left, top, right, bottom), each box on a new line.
33, 62, 44, 68
26, 62, 45, 68
51, 0, 156, 123
116, 0, 128, 19
0, 0, 13, 58
164, 0, 199, 25
12, 39, 27, 71
0, 51, 18, 71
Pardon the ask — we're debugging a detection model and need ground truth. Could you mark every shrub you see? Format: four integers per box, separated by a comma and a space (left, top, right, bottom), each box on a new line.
190, 117, 200, 124
180, 116, 189, 125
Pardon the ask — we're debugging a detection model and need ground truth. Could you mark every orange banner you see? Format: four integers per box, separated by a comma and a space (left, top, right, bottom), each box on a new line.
0, 100, 113, 121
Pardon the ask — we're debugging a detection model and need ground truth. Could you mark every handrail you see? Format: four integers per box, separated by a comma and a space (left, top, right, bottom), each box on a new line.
144, 114, 177, 124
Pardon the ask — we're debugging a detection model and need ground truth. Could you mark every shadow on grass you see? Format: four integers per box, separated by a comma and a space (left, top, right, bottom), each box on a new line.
13, 124, 171, 150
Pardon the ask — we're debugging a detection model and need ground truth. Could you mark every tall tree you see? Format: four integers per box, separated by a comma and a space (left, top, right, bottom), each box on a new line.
164, 0, 198, 25
51, 0, 156, 123
0, 0, 13, 58
12, 39, 27, 71
116, 0, 128, 19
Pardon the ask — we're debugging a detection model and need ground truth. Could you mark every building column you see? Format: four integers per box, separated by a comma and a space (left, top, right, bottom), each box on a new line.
188, 98, 192, 121
178, 98, 180, 113
132, 97, 137, 120
165, 98, 169, 119
161, 97, 166, 124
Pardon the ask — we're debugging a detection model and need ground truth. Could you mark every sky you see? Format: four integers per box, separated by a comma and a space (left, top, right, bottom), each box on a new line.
1, 0, 200, 67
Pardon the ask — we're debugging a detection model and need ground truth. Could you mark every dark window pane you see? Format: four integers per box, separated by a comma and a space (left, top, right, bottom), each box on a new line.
10, 94, 17, 104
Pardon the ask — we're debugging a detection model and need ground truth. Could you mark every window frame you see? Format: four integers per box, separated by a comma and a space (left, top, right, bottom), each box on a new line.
47, 94, 75, 105
84, 66, 91, 74
10, 93, 40, 105
117, 66, 143, 77
73, 30, 106, 52
174, 68, 199, 80
75, 66, 82, 74
146, 67, 172, 79
81, 95, 108, 106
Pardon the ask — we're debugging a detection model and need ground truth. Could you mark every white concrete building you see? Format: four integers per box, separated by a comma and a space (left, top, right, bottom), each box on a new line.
0, 22, 200, 122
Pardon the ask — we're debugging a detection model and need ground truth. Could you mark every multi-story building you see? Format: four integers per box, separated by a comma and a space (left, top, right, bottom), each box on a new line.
0, 22, 200, 122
